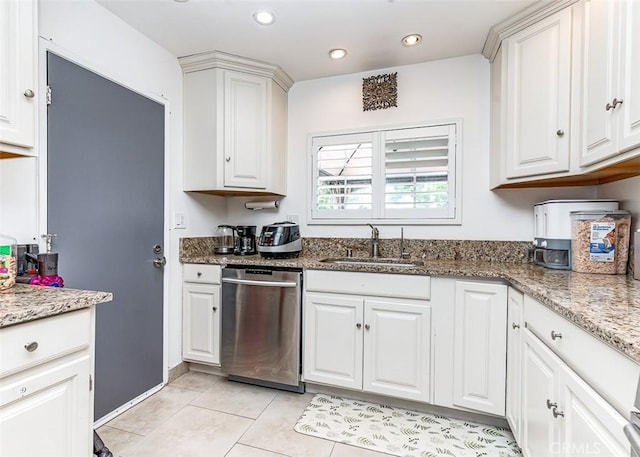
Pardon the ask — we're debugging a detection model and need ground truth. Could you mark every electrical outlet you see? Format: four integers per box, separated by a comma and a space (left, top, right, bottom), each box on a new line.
173, 212, 186, 229
287, 214, 299, 224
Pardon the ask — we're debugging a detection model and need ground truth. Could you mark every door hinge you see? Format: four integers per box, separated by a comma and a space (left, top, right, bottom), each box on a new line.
46, 85, 52, 106
89, 374, 93, 391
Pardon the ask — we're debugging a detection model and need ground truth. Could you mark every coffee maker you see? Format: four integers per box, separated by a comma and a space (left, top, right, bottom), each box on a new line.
235, 225, 257, 255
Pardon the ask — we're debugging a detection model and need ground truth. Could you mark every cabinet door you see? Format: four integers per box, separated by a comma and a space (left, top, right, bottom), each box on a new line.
303, 293, 363, 390
521, 329, 560, 457
558, 363, 630, 457
0, 0, 36, 152
617, 0, 640, 153
506, 287, 524, 443
580, 0, 620, 166
452, 281, 507, 415
223, 70, 267, 189
504, 8, 572, 178
183, 283, 221, 365
363, 299, 431, 402
0, 355, 92, 456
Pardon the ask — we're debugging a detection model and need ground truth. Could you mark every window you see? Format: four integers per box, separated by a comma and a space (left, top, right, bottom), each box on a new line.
310, 122, 460, 224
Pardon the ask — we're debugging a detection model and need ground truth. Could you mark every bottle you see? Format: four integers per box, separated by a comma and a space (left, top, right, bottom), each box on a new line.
0, 234, 17, 290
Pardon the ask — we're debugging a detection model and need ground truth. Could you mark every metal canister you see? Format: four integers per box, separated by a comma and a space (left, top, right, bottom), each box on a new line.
37, 252, 59, 276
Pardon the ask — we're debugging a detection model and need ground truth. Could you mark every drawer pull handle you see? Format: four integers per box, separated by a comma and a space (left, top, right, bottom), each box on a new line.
512, 323, 520, 330
24, 342, 39, 352
546, 399, 557, 410
551, 331, 562, 340
552, 407, 565, 418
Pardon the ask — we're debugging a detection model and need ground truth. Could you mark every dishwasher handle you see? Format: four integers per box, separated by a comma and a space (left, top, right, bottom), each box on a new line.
624, 422, 640, 455
222, 277, 298, 288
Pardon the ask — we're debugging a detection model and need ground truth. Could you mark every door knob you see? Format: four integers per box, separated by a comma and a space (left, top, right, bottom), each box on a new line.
364, 324, 370, 330
226, 157, 231, 162
24, 342, 39, 352
153, 257, 166, 268
24, 89, 35, 98
356, 323, 362, 329
556, 129, 564, 137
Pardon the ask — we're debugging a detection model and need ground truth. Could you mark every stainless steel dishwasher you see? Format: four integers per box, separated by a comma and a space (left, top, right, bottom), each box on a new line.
221, 266, 304, 393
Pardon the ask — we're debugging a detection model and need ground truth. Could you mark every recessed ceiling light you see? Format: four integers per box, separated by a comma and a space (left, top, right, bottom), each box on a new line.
253, 11, 275, 25
402, 34, 422, 47
329, 48, 347, 60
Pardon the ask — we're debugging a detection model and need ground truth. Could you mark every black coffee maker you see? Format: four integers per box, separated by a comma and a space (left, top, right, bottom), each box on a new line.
235, 225, 257, 255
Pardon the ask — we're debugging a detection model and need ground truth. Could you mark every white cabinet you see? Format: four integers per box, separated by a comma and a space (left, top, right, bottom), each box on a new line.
180, 52, 292, 196
182, 264, 221, 365
303, 293, 363, 390
0, 309, 94, 456
506, 287, 524, 443
491, 7, 573, 185
580, 0, 640, 167
451, 280, 507, 416
0, 0, 37, 156
304, 271, 431, 402
521, 328, 629, 457
516, 295, 635, 456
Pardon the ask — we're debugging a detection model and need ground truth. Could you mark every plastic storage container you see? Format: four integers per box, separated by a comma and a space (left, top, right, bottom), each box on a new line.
0, 234, 17, 290
571, 210, 631, 274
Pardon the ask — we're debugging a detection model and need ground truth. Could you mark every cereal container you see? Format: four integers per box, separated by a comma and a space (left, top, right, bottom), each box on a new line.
570, 210, 631, 274
0, 234, 17, 290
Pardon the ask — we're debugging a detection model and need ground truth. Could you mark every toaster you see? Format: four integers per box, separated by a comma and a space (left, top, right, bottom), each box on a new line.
257, 222, 302, 258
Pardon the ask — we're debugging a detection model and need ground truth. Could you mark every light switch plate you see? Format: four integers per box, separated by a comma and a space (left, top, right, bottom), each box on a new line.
173, 212, 186, 229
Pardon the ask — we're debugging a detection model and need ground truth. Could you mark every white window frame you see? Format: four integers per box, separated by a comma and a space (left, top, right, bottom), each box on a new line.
308, 119, 462, 225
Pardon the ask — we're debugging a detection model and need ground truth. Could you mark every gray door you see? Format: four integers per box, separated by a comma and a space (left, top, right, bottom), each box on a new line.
46, 52, 165, 421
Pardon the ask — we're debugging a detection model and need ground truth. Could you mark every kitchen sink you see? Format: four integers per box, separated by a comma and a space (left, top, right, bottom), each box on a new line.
319, 257, 425, 268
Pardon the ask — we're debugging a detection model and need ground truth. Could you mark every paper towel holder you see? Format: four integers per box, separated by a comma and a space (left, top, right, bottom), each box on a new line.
244, 200, 280, 210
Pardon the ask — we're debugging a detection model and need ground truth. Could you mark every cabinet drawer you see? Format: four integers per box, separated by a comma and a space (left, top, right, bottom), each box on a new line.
306, 270, 430, 300
0, 309, 91, 379
183, 264, 221, 284
524, 295, 640, 416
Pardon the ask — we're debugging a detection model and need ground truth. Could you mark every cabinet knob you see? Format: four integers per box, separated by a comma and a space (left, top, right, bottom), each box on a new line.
356, 323, 362, 329
364, 324, 370, 330
225, 157, 231, 162
212, 306, 217, 312
24, 341, 39, 352
556, 129, 564, 137
552, 407, 565, 419
197, 272, 202, 277
546, 399, 557, 410
23, 89, 35, 98
551, 330, 562, 340
512, 323, 520, 330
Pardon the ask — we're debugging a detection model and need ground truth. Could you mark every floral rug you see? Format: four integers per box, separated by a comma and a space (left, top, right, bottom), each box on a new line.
294, 394, 521, 457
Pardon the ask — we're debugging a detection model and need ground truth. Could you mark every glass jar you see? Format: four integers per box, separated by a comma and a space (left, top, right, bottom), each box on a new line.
0, 234, 17, 290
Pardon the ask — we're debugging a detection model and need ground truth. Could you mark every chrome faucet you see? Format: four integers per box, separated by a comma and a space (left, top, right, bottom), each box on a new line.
368, 224, 379, 258
399, 227, 409, 259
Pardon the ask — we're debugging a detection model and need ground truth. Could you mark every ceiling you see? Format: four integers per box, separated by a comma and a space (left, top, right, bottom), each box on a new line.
96, 0, 539, 82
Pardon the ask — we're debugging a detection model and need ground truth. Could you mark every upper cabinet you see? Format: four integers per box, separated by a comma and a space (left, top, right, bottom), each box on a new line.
580, 0, 640, 167
487, 0, 640, 189
180, 52, 293, 196
0, 0, 37, 158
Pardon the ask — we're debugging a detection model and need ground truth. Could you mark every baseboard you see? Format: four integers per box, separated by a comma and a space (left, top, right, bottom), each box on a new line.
305, 383, 509, 429
188, 362, 225, 376
167, 361, 190, 383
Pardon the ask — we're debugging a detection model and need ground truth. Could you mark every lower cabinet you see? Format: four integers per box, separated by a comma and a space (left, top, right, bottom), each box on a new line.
304, 270, 432, 403
0, 308, 94, 456
304, 293, 431, 402
506, 286, 524, 443
521, 328, 629, 456
182, 264, 222, 365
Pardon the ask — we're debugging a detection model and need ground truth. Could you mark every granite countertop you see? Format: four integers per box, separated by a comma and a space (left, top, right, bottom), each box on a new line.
181, 252, 640, 365
0, 284, 113, 328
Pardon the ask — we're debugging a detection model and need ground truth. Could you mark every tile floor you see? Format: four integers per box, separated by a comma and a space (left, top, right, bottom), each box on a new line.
98, 371, 392, 457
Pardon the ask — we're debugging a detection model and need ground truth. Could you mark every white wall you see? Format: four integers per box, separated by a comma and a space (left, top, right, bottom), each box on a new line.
34, 0, 226, 370
227, 55, 597, 241
598, 175, 640, 232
